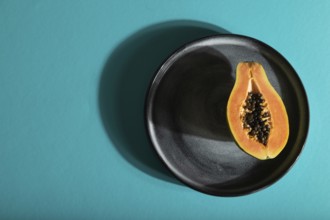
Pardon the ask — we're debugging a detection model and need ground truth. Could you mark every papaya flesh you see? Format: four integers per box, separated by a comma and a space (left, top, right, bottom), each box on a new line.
227, 62, 289, 160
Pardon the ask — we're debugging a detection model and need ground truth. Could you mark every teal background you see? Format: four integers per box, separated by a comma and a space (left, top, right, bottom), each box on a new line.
0, 0, 329, 219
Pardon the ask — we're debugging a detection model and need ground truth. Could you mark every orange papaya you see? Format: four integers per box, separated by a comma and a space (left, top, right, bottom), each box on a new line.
227, 62, 289, 160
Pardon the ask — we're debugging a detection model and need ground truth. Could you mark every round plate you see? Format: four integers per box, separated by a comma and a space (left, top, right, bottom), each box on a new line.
145, 35, 309, 196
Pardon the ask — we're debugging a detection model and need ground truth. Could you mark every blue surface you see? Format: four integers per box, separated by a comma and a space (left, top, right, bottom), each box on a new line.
1, 0, 329, 219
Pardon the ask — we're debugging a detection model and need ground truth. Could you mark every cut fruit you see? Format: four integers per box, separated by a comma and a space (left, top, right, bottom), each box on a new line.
227, 62, 289, 160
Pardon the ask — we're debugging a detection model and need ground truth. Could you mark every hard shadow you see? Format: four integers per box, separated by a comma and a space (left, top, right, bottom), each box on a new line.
99, 20, 230, 184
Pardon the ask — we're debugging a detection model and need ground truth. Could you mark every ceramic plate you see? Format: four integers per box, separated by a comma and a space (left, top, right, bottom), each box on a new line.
145, 35, 309, 196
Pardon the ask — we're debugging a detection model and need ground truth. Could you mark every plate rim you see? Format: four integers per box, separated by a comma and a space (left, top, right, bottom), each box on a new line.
144, 34, 310, 196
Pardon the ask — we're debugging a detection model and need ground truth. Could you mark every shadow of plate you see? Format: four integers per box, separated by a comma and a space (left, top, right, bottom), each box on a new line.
99, 20, 230, 184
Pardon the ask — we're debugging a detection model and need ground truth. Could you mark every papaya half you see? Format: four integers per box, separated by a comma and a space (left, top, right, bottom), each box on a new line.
227, 62, 289, 160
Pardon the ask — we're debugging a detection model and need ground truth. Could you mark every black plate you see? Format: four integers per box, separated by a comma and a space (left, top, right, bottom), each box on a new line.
145, 35, 309, 196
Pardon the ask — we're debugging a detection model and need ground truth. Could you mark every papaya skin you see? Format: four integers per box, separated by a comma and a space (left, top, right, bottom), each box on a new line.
227, 62, 289, 160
